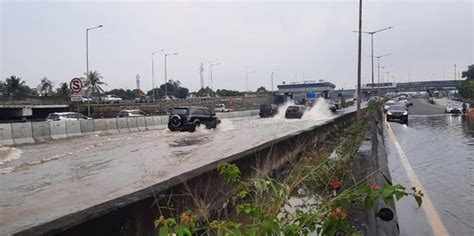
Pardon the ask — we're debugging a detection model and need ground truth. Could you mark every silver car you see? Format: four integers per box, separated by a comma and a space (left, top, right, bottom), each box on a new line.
46, 112, 92, 121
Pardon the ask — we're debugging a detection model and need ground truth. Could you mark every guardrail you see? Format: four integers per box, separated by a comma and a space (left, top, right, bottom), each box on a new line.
0, 110, 259, 146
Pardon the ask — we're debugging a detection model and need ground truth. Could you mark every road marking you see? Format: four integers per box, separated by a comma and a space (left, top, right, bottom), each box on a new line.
386, 122, 450, 236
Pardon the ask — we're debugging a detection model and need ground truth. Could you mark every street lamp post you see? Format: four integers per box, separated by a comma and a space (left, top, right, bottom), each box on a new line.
271, 72, 274, 92
375, 53, 391, 84
356, 0, 362, 117
151, 49, 165, 103
381, 65, 392, 82
85, 24, 103, 117
354, 26, 393, 93
209, 62, 221, 107
164, 52, 178, 110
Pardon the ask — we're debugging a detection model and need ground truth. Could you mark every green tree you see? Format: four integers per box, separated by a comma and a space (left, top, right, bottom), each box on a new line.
461, 64, 474, 80
147, 88, 164, 98
56, 82, 69, 97
105, 88, 141, 100
459, 80, 474, 99
0, 81, 6, 95
5, 75, 32, 96
256, 86, 268, 93
174, 87, 189, 99
196, 87, 214, 97
160, 79, 181, 95
216, 89, 242, 96
37, 77, 54, 96
82, 71, 107, 96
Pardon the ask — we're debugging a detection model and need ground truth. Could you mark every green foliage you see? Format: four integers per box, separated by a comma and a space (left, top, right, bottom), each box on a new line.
154, 119, 424, 236
37, 77, 53, 96
461, 64, 474, 80
459, 79, 474, 100
196, 86, 214, 97
4, 75, 32, 96
56, 82, 70, 97
216, 89, 242, 97
174, 87, 189, 99
256, 86, 268, 93
106, 88, 141, 100
83, 71, 106, 96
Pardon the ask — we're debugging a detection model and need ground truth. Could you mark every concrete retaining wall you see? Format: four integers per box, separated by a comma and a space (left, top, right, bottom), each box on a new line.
11, 122, 34, 144
0, 123, 14, 146
19, 110, 360, 235
31, 122, 52, 143
66, 120, 82, 137
0, 110, 259, 147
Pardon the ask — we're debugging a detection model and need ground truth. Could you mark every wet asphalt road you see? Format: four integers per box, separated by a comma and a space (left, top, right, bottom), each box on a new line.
386, 98, 474, 235
0, 101, 355, 235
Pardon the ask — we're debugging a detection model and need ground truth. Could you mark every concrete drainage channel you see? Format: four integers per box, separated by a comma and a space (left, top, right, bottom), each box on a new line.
0, 110, 259, 146
16, 110, 373, 236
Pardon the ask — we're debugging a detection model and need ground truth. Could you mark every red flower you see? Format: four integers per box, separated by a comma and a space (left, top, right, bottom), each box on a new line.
330, 177, 341, 190
371, 183, 380, 190
180, 213, 190, 223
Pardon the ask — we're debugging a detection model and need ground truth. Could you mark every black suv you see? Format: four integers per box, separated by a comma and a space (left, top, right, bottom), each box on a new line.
168, 107, 220, 132
386, 104, 408, 124
259, 104, 278, 118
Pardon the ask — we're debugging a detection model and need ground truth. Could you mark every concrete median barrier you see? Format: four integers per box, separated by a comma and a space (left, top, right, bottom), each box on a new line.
93, 119, 107, 132
160, 116, 169, 125
104, 118, 119, 134
66, 120, 82, 137
31, 122, 52, 143
11, 122, 35, 144
136, 117, 148, 131
80, 120, 95, 133
0, 123, 14, 146
145, 117, 159, 130
127, 118, 139, 132
117, 118, 129, 133
49, 121, 68, 139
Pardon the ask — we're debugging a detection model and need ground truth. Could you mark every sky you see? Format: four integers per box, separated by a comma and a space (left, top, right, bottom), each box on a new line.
1, 0, 472, 92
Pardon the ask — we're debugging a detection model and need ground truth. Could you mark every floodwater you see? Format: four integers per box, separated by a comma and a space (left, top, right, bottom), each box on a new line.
0, 99, 355, 235
387, 109, 474, 235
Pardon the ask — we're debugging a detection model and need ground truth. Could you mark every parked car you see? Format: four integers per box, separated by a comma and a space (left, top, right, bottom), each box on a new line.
215, 103, 232, 112
259, 104, 278, 118
445, 103, 463, 114
46, 112, 92, 121
102, 95, 122, 103
168, 107, 221, 132
386, 105, 408, 124
285, 105, 308, 119
383, 100, 396, 113
134, 96, 153, 103
117, 110, 146, 117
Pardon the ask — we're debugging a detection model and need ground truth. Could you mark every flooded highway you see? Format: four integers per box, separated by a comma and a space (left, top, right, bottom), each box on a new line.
0, 100, 355, 234
386, 98, 474, 235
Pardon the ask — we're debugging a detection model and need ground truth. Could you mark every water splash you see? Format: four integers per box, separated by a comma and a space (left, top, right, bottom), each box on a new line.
217, 119, 235, 132
303, 98, 334, 121
274, 100, 296, 120
0, 146, 22, 165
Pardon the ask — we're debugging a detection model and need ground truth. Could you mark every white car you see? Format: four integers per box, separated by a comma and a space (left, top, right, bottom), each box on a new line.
102, 95, 123, 103
383, 100, 396, 113
47, 112, 92, 121
445, 103, 463, 114
215, 104, 232, 112
117, 110, 146, 117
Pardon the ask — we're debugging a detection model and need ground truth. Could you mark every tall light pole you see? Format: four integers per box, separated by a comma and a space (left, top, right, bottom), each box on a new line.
356, 0, 363, 116
85, 24, 103, 117
454, 64, 457, 80
209, 62, 221, 107
164, 52, 178, 110
375, 53, 391, 84
354, 26, 393, 93
151, 49, 165, 103
244, 65, 255, 92
381, 65, 392, 83
271, 72, 274, 92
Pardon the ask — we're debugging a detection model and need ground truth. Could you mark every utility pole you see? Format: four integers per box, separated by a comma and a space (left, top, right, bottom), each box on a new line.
454, 64, 457, 80
356, 0, 362, 117
151, 49, 164, 103
271, 72, 274, 92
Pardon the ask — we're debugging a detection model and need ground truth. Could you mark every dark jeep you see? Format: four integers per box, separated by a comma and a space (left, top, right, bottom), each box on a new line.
259, 104, 278, 118
168, 107, 221, 132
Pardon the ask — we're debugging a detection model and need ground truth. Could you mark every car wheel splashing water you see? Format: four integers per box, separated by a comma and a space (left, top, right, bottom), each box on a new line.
303, 98, 334, 120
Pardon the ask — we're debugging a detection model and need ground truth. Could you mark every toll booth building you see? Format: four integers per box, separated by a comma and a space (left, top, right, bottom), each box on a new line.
277, 81, 336, 101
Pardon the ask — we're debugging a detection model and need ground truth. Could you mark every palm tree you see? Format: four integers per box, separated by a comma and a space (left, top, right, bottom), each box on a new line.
82, 71, 107, 96
37, 77, 54, 96
5, 75, 24, 94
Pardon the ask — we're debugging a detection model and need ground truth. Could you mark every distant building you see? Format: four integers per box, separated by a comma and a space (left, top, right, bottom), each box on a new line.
277, 81, 336, 101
